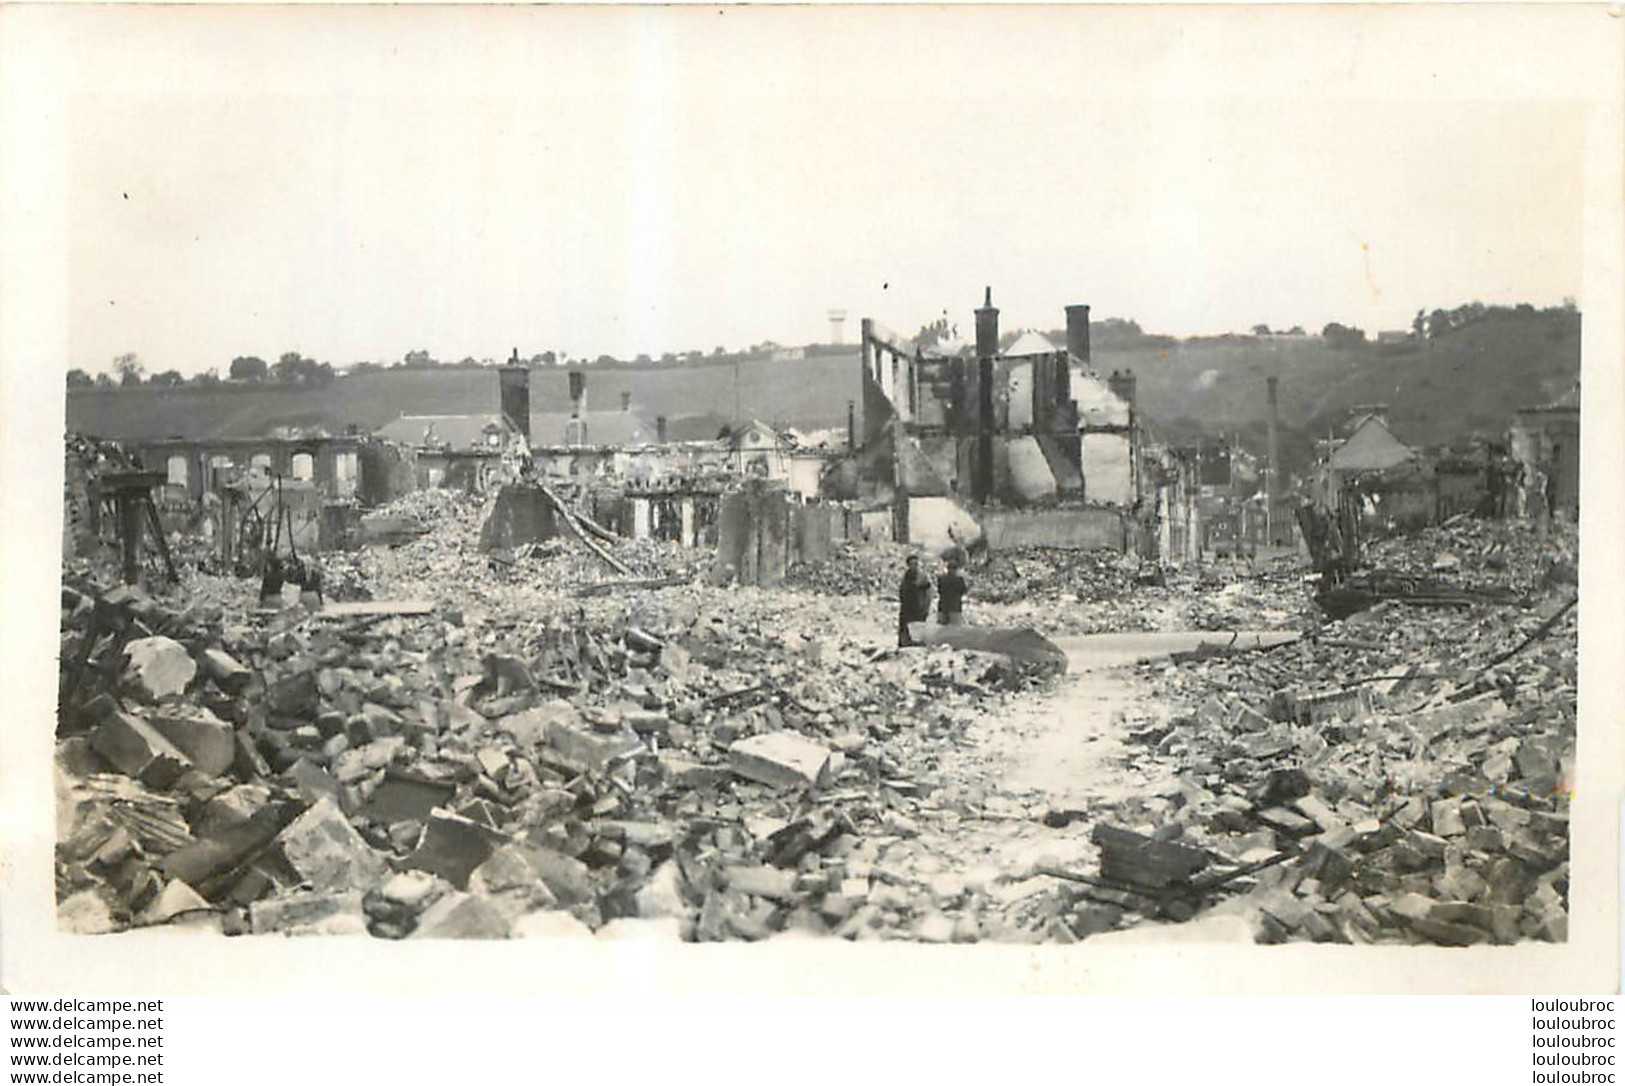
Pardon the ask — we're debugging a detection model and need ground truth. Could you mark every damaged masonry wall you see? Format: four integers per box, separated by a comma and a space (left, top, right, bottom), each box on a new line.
850, 293, 1143, 553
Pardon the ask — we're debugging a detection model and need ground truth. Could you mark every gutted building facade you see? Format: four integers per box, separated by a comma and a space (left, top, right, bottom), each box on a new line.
851, 290, 1146, 552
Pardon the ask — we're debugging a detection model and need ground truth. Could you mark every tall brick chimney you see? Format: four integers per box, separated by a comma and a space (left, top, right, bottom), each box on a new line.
1266, 375, 1281, 543
974, 286, 1000, 359
974, 287, 998, 504
1065, 304, 1092, 367
847, 400, 856, 452
499, 359, 531, 444
568, 371, 587, 419
656, 415, 668, 444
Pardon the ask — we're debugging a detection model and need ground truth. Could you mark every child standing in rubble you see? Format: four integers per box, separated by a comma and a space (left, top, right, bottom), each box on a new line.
936, 555, 968, 627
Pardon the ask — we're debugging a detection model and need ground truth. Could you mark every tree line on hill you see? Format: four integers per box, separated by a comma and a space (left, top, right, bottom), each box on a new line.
64, 298, 1578, 390
65, 340, 864, 390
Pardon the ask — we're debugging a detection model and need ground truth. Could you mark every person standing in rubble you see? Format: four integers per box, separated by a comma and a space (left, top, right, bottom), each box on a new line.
1529, 459, 1552, 537
936, 555, 968, 627
897, 554, 934, 647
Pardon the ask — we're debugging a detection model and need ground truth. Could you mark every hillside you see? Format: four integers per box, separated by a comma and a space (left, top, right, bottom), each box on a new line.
66, 311, 1580, 466
1099, 310, 1581, 454
65, 353, 865, 442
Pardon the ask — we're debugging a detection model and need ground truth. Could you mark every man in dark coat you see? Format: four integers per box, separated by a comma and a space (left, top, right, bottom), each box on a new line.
897, 555, 933, 647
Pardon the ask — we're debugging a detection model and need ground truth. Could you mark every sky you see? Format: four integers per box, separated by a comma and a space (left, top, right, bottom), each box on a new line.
39, 5, 1600, 375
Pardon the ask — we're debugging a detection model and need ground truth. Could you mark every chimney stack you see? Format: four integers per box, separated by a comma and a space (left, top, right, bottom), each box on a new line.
621, 390, 632, 413
568, 371, 587, 419
974, 286, 1000, 359
974, 288, 997, 504
656, 415, 668, 444
1266, 376, 1281, 542
1065, 304, 1092, 367
847, 400, 856, 451
499, 360, 532, 444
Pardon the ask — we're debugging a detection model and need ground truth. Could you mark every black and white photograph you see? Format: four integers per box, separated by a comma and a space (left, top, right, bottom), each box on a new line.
2, 3, 1619, 998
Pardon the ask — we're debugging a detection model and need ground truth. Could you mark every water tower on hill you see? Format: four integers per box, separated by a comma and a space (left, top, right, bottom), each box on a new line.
827, 308, 847, 345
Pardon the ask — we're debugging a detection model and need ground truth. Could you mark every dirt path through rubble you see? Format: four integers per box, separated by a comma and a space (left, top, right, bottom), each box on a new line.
887, 631, 1302, 896
994, 630, 1300, 802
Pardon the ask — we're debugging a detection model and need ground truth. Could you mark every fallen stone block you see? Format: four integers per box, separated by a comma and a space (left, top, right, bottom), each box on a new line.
330, 736, 407, 784
378, 870, 449, 911
1388, 892, 1437, 922
624, 710, 670, 735
123, 637, 197, 701
1406, 829, 1449, 859
1293, 687, 1370, 726
728, 731, 834, 790
545, 719, 643, 774
402, 811, 503, 889
159, 802, 300, 898
599, 821, 676, 851
512, 845, 593, 905
91, 711, 193, 788
1428, 900, 1495, 931
266, 669, 320, 718
656, 754, 727, 790
726, 865, 798, 901
1090, 823, 1210, 891
150, 705, 235, 778
494, 700, 573, 746
360, 771, 454, 825
635, 861, 689, 919
1413, 692, 1506, 737
1236, 732, 1295, 760
1290, 795, 1345, 835
475, 747, 509, 778
1431, 797, 1466, 837
286, 758, 345, 810
276, 796, 389, 893
467, 844, 560, 906
1230, 704, 1273, 734
194, 784, 273, 835
1254, 806, 1317, 838
250, 889, 367, 935
1409, 915, 1489, 946
411, 891, 511, 939
200, 648, 252, 694
137, 880, 211, 926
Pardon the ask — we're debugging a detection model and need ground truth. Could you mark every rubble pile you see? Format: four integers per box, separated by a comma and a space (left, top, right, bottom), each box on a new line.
789, 542, 1313, 638
973, 547, 1139, 605
1068, 571, 1577, 944
1364, 516, 1579, 596
54, 553, 1058, 939
784, 542, 916, 598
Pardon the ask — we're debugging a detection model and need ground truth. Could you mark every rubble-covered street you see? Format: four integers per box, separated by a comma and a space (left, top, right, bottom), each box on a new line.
53, 481, 1577, 946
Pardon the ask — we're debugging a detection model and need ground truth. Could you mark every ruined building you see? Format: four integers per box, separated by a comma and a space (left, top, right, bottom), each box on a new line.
848, 289, 1146, 552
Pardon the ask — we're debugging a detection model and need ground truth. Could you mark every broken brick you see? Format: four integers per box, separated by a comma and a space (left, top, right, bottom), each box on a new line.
149, 704, 235, 777
402, 810, 504, 889
728, 731, 834, 790
90, 711, 193, 789
276, 796, 389, 893
122, 637, 197, 702
411, 891, 511, 939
